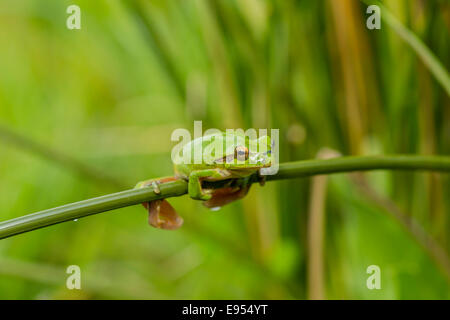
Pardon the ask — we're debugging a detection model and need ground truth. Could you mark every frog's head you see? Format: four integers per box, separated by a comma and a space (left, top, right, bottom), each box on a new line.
215, 134, 272, 170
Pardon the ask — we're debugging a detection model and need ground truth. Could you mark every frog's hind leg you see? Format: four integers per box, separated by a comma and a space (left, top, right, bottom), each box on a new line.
135, 176, 184, 230
203, 185, 251, 209
145, 199, 183, 230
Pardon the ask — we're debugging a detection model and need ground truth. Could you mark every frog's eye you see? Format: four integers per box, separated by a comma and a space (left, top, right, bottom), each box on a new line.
234, 146, 249, 161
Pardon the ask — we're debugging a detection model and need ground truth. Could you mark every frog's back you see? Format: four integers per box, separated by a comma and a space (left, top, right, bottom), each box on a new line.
174, 132, 242, 178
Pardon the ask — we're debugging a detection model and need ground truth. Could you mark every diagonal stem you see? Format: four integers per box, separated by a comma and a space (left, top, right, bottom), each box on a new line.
0, 155, 449, 240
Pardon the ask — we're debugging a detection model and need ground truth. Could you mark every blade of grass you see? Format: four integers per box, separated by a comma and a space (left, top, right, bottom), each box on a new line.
351, 174, 450, 283
362, 0, 450, 96
0, 124, 126, 189
125, 0, 185, 101
307, 148, 341, 300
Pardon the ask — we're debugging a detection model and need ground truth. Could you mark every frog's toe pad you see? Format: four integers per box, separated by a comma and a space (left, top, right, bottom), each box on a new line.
145, 200, 183, 230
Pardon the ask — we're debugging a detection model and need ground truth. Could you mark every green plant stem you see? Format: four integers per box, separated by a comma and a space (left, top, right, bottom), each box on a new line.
1, 155, 449, 240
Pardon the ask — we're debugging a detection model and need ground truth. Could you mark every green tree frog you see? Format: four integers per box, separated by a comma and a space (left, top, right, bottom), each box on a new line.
135, 132, 272, 230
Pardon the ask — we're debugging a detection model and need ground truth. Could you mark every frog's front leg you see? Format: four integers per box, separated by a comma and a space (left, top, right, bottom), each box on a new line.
135, 176, 183, 230
188, 169, 231, 201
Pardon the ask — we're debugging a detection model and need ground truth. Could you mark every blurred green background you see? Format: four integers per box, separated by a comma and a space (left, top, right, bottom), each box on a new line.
0, 0, 449, 299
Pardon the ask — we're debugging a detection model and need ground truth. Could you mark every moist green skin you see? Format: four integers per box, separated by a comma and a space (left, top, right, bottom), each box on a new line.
171, 132, 272, 200
133, 132, 272, 230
